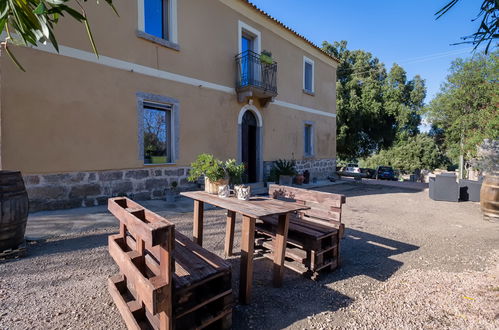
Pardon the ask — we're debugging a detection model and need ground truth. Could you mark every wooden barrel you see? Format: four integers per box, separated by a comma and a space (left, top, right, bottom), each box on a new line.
0, 171, 29, 251
480, 173, 499, 221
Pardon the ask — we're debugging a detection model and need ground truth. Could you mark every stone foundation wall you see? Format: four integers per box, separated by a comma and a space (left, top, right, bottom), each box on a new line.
263, 158, 337, 181
23, 167, 194, 212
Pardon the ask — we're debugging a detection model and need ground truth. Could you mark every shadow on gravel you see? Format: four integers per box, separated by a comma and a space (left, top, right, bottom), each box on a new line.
321, 228, 420, 284
22, 232, 111, 260
229, 257, 354, 330
316, 182, 422, 198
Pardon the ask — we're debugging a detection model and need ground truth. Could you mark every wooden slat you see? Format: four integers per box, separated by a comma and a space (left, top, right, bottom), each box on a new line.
175, 289, 232, 319
260, 215, 334, 240
108, 275, 144, 330
109, 235, 169, 315
193, 200, 204, 246
195, 307, 233, 330
144, 231, 231, 291
224, 211, 236, 257
272, 213, 289, 288
180, 191, 309, 218
260, 252, 308, 275
268, 184, 346, 208
239, 216, 255, 304
260, 239, 306, 263
109, 198, 174, 247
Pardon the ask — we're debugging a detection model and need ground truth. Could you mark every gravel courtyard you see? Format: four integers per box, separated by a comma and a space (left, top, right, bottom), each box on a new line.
1, 182, 498, 329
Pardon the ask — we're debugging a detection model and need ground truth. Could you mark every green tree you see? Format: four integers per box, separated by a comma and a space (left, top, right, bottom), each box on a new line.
424, 51, 499, 163
1, 0, 117, 71
435, 0, 498, 53
322, 40, 426, 160
360, 134, 448, 172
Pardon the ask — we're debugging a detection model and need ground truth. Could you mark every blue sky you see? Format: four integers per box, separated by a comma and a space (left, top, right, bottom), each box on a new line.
250, 0, 479, 106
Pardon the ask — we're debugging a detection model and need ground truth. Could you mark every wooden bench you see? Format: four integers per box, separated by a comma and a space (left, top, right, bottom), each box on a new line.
255, 184, 346, 279
107, 197, 233, 330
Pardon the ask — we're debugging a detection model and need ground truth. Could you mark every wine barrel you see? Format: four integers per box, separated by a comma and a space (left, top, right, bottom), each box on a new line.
480, 173, 499, 221
0, 171, 29, 251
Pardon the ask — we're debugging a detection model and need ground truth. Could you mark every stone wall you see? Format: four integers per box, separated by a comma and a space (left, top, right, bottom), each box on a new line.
263, 158, 337, 181
23, 167, 194, 212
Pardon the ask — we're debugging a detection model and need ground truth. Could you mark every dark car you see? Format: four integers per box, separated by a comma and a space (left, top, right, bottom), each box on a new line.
360, 168, 376, 178
375, 166, 397, 180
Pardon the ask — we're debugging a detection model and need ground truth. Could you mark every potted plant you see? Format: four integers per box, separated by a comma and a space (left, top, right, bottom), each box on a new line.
295, 172, 305, 185
259, 50, 273, 65
165, 181, 178, 203
188, 154, 228, 194
272, 159, 297, 186
224, 159, 251, 200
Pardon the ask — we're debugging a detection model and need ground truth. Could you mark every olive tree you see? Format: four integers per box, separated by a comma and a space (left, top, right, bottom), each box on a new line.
0, 0, 117, 71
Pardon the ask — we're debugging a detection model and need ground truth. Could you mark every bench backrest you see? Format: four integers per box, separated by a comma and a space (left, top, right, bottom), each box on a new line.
108, 197, 174, 328
268, 184, 346, 228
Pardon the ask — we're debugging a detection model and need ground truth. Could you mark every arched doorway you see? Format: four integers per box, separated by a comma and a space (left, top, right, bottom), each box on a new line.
241, 111, 258, 183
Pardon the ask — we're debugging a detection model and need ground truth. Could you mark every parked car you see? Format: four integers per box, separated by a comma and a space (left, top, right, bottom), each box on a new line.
375, 166, 397, 180
360, 168, 376, 178
345, 163, 361, 174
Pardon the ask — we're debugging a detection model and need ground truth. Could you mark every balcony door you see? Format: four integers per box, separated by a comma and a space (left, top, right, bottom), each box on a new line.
241, 34, 255, 87
241, 110, 258, 183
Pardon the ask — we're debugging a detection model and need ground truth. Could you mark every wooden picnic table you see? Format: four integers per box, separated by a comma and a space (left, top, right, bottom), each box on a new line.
180, 190, 310, 304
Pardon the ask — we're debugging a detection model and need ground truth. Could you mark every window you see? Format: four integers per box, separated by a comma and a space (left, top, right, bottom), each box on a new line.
139, 0, 178, 49
138, 93, 179, 165
303, 56, 315, 94
143, 103, 172, 164
145, 0, 169, 39
304, 123, 314, 157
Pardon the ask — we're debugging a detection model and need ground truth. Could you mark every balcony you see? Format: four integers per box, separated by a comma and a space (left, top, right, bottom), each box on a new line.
235, 50, 277, 107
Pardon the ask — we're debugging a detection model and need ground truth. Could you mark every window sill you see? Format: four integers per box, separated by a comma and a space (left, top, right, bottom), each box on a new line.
303, 89, 315, 96
144, 163, 176, 166
136, 30, 180, 51
303, 154, 315, 159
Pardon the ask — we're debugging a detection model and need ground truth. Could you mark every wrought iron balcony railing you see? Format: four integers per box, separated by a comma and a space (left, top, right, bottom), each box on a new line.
235, 50, 277, 96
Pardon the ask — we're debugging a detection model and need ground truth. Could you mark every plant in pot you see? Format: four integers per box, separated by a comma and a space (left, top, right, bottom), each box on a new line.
272, 159, 297, 186
259, 50, 273, 65
165, 181, 178, 203
224, 159, 251, 200
295, 172, 305, 185
188, 154, 227, 194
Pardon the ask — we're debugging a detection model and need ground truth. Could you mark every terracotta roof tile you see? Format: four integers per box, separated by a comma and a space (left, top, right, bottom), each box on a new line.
240, 0, 340, 63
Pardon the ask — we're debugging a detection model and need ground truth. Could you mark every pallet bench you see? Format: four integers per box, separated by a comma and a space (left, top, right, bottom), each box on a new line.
108, 197, 233, 330
255, 184, 346, 279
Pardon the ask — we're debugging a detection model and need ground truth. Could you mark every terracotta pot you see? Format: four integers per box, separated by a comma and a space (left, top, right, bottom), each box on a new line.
295, 174, 305, 185
204, 177, 228, 194
480, 173, 499, 221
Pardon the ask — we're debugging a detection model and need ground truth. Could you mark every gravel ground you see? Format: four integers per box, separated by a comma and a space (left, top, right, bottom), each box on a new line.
1, 182, 498, 329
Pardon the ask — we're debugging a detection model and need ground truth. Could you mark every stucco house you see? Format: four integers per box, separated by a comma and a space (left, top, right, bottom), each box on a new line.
0, 0, 339, 211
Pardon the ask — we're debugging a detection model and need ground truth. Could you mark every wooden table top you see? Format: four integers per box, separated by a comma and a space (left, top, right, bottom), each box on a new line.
181, 190, 309, 218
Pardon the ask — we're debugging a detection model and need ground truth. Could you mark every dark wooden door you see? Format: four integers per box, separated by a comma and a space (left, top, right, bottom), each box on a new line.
242, 111, 257, 183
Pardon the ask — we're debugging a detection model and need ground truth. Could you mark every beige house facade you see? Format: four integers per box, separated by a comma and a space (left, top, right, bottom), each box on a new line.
0, 0, 339, 211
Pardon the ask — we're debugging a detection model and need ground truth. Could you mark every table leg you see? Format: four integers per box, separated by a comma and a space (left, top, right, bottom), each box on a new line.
239, 215, 255, 304
224, 210, 236, 257
273, 213, 290, 287
193, 200, 204, 246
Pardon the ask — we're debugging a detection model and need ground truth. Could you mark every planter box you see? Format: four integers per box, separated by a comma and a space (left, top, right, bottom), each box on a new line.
278, 175, 293, 186
429, 174, 459, 202
459, 179, 482, 202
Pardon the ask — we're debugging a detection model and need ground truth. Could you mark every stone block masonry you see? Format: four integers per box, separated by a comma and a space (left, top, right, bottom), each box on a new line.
23, 167, 194, 212
263, 158, 337, 181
